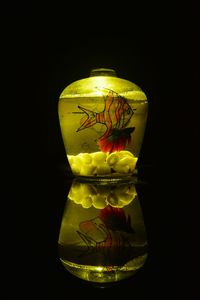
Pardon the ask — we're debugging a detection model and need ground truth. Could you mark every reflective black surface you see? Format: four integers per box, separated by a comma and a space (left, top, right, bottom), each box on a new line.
6, 3, 198, 298
12, 161, 196, 298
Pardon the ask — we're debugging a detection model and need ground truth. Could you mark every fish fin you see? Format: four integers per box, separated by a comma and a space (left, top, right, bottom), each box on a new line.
99, 206, 135, 233
77, 230, 96, 248
76, 106, 97, 131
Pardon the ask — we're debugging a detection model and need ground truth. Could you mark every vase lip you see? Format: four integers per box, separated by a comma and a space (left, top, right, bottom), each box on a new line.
90, 68, 117, 77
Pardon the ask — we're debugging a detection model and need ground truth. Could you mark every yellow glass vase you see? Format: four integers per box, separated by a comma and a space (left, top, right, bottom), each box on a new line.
58, 68, 148, 180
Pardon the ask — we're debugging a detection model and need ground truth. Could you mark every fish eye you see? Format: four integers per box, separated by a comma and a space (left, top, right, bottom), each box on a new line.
127, 108, 131, 114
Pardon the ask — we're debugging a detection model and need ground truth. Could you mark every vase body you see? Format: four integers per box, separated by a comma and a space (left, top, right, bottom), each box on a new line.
58, 68, 148, 180
58, 178, 148, 284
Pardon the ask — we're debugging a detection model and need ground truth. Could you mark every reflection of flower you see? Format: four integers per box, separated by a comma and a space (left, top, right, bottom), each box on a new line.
68, 181, 137, 209
67, 150, 138, 177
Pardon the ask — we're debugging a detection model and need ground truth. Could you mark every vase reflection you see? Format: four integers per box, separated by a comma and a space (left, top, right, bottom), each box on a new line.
58, 178, 148, 283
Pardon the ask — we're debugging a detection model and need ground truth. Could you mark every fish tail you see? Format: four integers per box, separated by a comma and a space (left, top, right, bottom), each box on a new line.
76, 106, 97, 131
98, 127, 135, 153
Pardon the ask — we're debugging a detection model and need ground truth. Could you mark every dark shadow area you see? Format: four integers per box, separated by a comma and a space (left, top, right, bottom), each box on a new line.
4, 2, 199, 299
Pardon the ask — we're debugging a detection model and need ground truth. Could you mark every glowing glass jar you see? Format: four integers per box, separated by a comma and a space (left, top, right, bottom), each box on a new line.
58, 178, 148, 284
58, 68, 148, 179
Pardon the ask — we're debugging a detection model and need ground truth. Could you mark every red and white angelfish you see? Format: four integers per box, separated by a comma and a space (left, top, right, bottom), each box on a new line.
76, 88, 136, 153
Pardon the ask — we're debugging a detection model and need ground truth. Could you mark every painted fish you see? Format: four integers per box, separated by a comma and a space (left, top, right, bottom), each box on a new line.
76, 88, 136, 153
76, 206, 135, 266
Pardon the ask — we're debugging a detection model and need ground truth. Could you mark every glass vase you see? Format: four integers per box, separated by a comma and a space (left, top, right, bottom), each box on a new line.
58, 68, 148, 180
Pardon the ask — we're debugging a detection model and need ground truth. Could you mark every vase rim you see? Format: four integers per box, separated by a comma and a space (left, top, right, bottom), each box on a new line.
90, 68, 117, 77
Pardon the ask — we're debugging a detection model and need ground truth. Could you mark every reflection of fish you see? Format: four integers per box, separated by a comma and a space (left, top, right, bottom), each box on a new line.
77, 206, 135, 266
78, 217, 108, 248
76, 89, 136, 153
99, 206, 134, 234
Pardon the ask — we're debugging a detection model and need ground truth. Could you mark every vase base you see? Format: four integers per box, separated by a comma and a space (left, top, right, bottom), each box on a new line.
75, 172, 138, 184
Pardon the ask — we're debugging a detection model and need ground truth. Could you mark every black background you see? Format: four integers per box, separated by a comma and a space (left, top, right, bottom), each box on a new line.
3, 1, 199, 299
